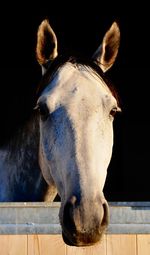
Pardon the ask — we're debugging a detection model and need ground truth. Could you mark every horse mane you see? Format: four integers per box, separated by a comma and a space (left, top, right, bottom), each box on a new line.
36, 55, 120, 106
4, 111, 39, 160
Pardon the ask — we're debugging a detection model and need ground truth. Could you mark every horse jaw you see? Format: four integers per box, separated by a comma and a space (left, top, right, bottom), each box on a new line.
39, 143, 57, 201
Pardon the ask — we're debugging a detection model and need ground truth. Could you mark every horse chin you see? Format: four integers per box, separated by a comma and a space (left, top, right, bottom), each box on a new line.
62, 231, 77, 246
62, 230, 103, 247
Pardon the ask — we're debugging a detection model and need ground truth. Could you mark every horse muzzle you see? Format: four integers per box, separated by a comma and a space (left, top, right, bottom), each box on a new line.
60, 195, 109, 246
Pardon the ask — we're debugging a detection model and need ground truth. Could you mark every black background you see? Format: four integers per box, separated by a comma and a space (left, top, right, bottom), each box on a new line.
0, 3, 150, 201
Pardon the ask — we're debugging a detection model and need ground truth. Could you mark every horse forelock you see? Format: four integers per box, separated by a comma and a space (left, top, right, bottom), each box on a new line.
36, 55, 120, 106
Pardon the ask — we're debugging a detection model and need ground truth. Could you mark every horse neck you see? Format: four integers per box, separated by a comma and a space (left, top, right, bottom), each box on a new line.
0, 112, 48, 201
0, 112, 57, 202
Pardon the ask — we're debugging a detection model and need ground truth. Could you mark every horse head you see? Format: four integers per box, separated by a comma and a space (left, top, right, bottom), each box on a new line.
35, 19, 120, 246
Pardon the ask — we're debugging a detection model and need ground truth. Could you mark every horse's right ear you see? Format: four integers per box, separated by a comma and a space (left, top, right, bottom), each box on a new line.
36, 19, 58, 75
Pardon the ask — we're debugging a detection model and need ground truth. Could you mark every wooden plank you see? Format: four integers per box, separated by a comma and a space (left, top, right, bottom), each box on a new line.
66, 235, 106, 255
0, 235, 27, 255
107, 234, 136, 255
137, 235, 150, 255
28, 234, 66, 255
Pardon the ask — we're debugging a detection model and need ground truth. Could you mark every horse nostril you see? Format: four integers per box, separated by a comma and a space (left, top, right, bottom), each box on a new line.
63, 196, 78, 231
101, 201, 109, 227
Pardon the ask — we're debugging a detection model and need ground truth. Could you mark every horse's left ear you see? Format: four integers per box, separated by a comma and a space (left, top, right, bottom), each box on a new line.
36, 19, 58, 75
92, 22, 120, 72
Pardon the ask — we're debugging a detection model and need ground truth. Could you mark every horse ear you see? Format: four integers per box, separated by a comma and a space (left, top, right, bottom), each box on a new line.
36, 19, 58, 74
92, 22, 120, 72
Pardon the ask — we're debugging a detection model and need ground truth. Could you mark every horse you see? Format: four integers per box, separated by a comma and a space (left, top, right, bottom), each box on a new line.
0, 19, 120, 246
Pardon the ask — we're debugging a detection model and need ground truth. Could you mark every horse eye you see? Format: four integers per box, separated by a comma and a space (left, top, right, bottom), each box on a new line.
110, 107, 118, 118
36, 102, 49, 121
